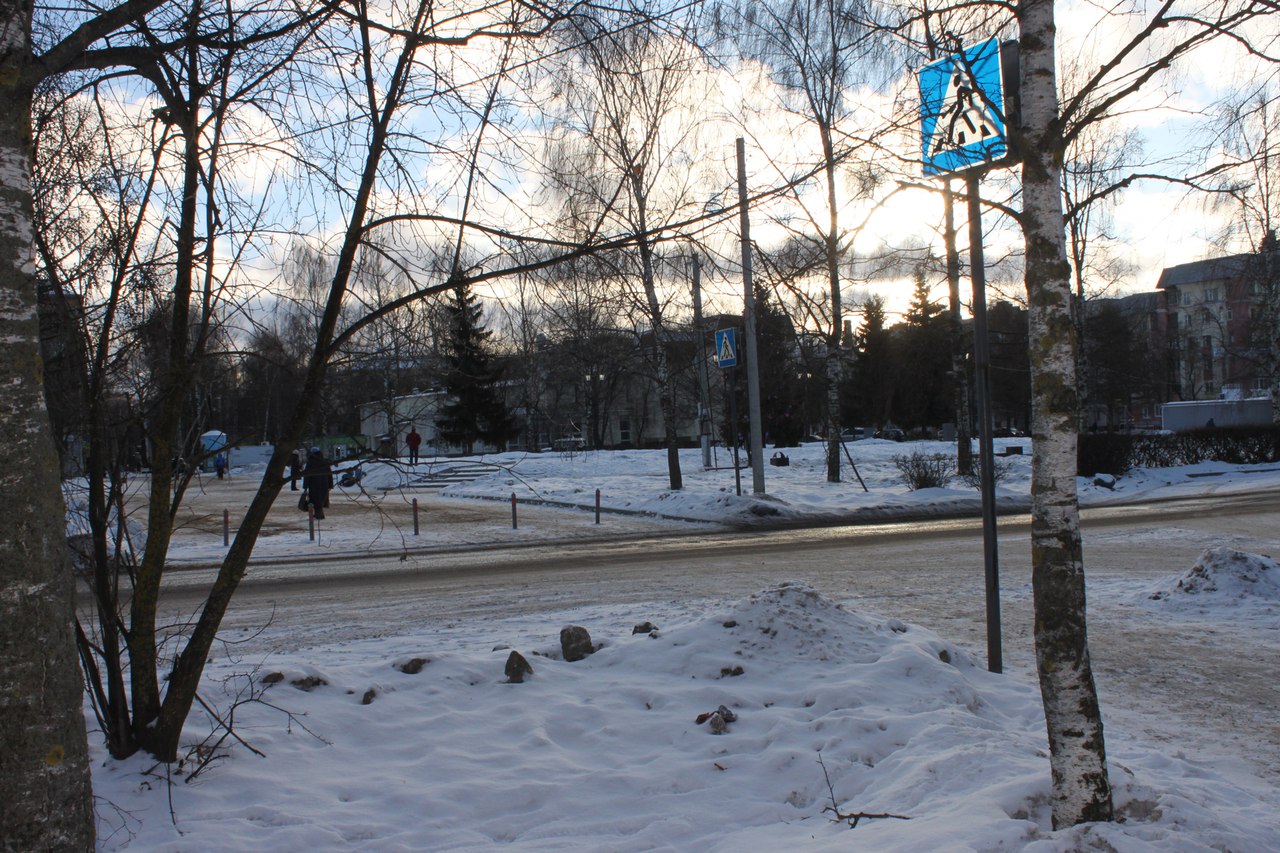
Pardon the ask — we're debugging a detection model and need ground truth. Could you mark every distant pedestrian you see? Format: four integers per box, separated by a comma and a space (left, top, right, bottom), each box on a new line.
406, 427, 422, 464
214, 452, 227, 479
303, 447, 334, 519
288, 450, 302, 491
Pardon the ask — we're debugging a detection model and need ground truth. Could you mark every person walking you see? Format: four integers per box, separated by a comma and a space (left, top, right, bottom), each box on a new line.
303, 447, 334, 519
214, 452, 228, 479
406, 426, 422, 465
288, 450, 302, 490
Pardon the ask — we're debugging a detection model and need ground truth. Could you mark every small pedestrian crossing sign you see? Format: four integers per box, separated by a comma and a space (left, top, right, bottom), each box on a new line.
714, 328, 738, 368
918, 38, 1011, 176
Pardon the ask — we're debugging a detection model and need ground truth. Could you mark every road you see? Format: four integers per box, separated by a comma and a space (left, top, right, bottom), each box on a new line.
162, 488, 1280, 783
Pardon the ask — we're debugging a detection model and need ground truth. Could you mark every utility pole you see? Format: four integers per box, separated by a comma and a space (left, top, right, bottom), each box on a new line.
737, 138, 765, 494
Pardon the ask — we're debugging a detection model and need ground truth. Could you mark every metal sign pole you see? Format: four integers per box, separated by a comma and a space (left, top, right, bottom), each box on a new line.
919, 38, 1012, 676
966, 170, 1003, 674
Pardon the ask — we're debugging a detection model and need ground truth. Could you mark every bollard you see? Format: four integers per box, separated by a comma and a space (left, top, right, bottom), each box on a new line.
511, 492, 518, 529
595, 489, 601, 524
223, 509, 230, 546
308, 507, 315, 542
413, 498, 420, 535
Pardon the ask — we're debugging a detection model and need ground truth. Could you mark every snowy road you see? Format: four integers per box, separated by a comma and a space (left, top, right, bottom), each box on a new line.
166, 489, 1280, 787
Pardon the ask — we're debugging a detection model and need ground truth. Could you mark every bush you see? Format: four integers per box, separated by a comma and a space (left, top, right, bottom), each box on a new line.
959, 458, 1013, 489
893, 452, 955, 490
1077, 433, 1134, 477
1079, 426, 1280, 475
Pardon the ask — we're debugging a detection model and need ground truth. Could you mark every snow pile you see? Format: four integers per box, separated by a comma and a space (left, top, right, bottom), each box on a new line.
91, 584, 1280, 851
1145, 547, 1280, 604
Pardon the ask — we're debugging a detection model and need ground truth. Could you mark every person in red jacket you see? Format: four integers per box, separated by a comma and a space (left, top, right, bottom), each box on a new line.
406, 426, 422, 464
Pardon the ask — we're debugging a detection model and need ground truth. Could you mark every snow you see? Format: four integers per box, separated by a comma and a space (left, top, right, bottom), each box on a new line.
1135, 547, 1280, 615
132, 438, 1280, 566
81, 440, 1280, 851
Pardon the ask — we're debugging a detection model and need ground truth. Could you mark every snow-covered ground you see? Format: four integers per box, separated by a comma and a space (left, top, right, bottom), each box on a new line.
143, 437, 1280, 564
82, 440, 1280, 851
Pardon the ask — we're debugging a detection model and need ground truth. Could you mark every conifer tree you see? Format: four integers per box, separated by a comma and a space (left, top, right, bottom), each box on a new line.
842, 295, 894, 428
905, 270, 944, 324
896, 271, 951, 429
754, 284, 807, 446
438, 284, 519, 453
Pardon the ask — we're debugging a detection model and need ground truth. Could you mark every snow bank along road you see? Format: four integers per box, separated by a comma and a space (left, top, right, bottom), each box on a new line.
157, 488, 1280, 788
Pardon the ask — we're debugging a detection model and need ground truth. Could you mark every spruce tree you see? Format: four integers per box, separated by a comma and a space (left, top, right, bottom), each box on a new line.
437, 284, 518, 452
896, 272, 952, 429
842, 295, 893, 429
753, 284, 806, 446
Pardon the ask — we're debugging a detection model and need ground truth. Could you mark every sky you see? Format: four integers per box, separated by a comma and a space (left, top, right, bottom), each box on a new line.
53, 0, 1275, 342
81, 439, 1280, 851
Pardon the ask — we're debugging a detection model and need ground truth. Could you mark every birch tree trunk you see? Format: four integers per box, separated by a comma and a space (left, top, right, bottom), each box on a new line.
1018, 0, 1114, 827
632, 171, 683, 491
944, 182, 973, 475
0, 6, 95, 844
823, 148, 843, 483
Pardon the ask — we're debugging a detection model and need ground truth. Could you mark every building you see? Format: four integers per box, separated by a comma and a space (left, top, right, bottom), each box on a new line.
1080, 291, 1166, 430
357, 389, 462, 457
357, 324, 730, 455
1156, 244, 1277, 404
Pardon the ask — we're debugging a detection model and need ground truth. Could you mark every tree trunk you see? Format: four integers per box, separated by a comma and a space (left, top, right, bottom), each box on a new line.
0, 22, 95, 847
944, 182, 973, 474
634, 179, 682, 490
138, 31, 416, 759
823, 146, 843, 483
1018, 0, 1114, 828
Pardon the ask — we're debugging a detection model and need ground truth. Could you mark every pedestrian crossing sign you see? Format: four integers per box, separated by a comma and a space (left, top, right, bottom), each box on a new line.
714, 328, 738, 368
918, 39, 1012, 176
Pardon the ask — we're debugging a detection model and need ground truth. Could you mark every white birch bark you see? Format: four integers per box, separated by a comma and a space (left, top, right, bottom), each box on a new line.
0, 3, 95, 844
1018, 0, 1115, 828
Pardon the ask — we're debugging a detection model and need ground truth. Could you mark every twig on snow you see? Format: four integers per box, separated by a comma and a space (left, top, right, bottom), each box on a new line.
818, 752, 911, 830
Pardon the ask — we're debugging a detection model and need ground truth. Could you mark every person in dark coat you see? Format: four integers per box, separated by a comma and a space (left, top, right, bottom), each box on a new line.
303, 447, 334, 519
288, 450, 302, 491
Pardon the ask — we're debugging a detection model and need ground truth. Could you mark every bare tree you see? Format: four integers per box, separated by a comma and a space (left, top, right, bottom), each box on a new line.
1211, 79, 1280, 420
55, 0, 741, 767
542, 11, 718, 488
870, 0, 1280, 827
1061, 121, 1142, 425
529, 256, 636, 446
727, 0, 889, 481
38, 0, 338, 764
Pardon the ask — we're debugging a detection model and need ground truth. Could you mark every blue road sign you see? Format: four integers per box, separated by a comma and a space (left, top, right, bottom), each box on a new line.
714, 328, 738, 368
919, 39, 1009, 176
